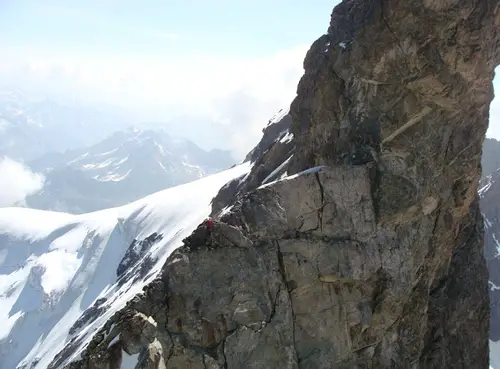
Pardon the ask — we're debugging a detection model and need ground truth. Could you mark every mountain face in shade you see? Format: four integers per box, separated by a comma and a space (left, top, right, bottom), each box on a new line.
25, 128, 235, 214
480, 138, 500, 368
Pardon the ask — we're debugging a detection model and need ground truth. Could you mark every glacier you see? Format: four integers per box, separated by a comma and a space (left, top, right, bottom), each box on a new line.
0, 162, 251, 369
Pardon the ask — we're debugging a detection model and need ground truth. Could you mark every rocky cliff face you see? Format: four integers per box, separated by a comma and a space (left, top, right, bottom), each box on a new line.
52, 0, 500, 368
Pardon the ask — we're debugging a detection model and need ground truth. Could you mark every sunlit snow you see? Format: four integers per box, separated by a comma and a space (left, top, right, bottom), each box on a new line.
114, 156, 129, 166
259, 165, 326, 189
37, 250, 82, 295
94, 169, 132, 182
82, 157, 119, 170
261, 155, 293, 185
279, 130, 294, 143
96, 148, 119, 157
266, 107, 289, 127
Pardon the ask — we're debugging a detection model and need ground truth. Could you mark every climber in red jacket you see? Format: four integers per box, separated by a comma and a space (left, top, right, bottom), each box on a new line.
206, 217, 213, 230
204, 217, 213, 244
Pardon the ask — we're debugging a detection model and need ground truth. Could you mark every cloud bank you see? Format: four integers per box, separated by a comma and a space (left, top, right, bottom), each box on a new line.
0, 157, 45, 207
0, 45, 309, 158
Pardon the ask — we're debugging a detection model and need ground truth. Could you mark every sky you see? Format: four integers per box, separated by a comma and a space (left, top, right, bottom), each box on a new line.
0, 0, 341, 157
0, 0, 499, 157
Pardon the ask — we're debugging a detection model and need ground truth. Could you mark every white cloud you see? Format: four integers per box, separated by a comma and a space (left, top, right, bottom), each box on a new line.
0, 157, 45, 207
0, 45, 309, 158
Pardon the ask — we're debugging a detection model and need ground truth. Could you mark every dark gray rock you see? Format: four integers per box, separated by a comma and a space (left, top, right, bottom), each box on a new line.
69, 298, 108, 336
117, 232, 163, 283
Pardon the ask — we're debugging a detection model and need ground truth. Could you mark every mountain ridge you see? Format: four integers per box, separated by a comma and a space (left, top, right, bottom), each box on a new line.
25, 128, 235, 214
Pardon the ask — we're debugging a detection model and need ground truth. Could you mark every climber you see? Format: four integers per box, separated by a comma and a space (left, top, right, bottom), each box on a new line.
205, 217, 213, 242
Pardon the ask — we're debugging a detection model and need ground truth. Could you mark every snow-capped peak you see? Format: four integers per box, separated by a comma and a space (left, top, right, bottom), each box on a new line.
26, 128, 236, 214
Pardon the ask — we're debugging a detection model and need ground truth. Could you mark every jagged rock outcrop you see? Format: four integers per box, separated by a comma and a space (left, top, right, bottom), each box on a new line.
212, 112, 294, 216
116, 232, 164, 286
244, 110, 292, 164
53, 0, 500, 368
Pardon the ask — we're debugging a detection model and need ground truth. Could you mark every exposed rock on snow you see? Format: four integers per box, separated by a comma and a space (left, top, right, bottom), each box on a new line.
116, 232, 164, 281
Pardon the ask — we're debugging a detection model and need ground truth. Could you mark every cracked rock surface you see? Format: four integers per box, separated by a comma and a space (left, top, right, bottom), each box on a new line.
54, 0, 500, 368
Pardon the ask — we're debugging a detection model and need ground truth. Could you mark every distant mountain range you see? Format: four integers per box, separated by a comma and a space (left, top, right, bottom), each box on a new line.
0, 87, 236, 213
25, 128, 235, 213
0, 88, 129, 161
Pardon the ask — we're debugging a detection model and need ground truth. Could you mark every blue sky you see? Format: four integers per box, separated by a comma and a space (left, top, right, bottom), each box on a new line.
1, 0, 499, 155
1, 1, 334, 57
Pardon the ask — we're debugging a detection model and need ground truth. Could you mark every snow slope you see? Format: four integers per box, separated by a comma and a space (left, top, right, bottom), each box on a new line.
0, 162, 251, 369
